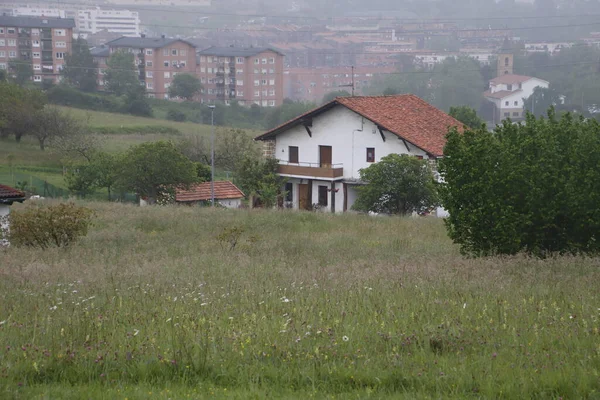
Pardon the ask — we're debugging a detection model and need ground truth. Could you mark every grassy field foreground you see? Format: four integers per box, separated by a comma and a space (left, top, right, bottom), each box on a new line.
0, 202, 599, 399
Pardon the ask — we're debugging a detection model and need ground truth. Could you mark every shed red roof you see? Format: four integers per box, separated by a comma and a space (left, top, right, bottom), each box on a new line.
175, 181, 244, 202
0, 184, 25, 201
255, 95, 463, 157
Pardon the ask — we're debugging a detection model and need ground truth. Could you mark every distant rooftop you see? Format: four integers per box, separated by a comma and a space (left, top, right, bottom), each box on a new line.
90, 46, 110, 57
105, 36, 196, 49
0, 15, 75, 29
197, 46, 284, 57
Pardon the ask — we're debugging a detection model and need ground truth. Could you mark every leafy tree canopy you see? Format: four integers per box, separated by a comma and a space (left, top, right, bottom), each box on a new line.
352, 154, 439, 215
103, 50, 140, 96
62, 37, 98, 92
119, 141, 198, 203
449, 106, 485, 129
439, 109, 600, 257
168, 73, 202, 101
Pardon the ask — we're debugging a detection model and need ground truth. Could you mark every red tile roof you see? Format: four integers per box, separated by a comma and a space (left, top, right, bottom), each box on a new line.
489, 74, 535, 85
255, 95, 463, 157
175, 181, 244, 203
0, 184, 26, 202
483, 89, 522, 99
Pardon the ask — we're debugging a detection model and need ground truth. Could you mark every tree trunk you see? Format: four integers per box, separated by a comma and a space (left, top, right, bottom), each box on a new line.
15, 134, 22, 143
39, 138, 45, 151
107, 187, 112, 202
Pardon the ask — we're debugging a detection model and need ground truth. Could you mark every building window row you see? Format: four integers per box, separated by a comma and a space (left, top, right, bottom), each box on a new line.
162, 48, 186, 56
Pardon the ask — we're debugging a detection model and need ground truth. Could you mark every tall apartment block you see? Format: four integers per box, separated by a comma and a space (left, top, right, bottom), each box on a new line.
196, 47, 285, 107
94, 36, 197, 99
77, 9, 141, 38
0, 16, 75, 84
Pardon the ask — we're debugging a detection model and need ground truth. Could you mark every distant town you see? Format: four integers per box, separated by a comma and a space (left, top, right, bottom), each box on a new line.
2, 0, 600, 123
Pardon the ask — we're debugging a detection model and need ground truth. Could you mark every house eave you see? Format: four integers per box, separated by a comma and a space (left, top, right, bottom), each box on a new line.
0, 197, 26, 205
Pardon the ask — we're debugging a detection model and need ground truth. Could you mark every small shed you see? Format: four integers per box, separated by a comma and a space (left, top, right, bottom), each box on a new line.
175, 181, 244, 208
0, 184, 26, 245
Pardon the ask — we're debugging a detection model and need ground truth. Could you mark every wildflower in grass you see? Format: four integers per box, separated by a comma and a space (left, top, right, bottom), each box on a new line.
281, 297, 291, 303
133, 329, 140, 336
343, 336, 349, 342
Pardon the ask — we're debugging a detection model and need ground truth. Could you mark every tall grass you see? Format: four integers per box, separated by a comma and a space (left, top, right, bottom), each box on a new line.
1, 202, 599, 398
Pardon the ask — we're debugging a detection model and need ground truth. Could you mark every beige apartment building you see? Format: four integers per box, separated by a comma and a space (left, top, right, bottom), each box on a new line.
95, 36, 198, 98
0, 15, 75, 84
196, 46, 285, 107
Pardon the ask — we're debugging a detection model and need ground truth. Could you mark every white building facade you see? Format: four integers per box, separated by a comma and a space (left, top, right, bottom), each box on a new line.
484, 74, 549, 122
256, 95, 461, 213
77, 9, 140, 37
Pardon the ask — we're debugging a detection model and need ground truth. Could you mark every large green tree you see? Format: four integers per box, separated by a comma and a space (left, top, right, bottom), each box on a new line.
168, 73, 202, 101
8, 60, 33, 85
449, 106, 485, 129
352, 154, 439, 215
119, 141, 198, 204
439, 110, 600, 257
0, 82, 46, 142
62, 37, 98, 92
103, 50, 139, 96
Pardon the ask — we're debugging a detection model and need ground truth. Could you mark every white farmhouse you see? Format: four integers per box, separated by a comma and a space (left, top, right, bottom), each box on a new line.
0, 184, 26, 246
484, 74, 549, 123
255, 95, 462, 213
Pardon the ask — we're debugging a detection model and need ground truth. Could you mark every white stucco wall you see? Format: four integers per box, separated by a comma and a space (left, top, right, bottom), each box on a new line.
274, 105, 428, 180
218, 198, 242, 209
0, 204, 10, 246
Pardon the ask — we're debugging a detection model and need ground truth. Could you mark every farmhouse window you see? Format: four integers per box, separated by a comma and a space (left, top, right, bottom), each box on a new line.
285, 182, 293, 202
366, 147, 375, 163
288, 146, 299, 163
318, 186, 328, 207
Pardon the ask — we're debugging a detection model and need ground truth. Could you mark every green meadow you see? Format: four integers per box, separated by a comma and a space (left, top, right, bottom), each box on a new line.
1, 202, 599, 398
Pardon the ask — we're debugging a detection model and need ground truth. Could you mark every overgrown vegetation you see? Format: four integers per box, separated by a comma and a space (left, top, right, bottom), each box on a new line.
5, 202, 94, 249
0, 203, 598, 398
440, 110, 600, 256
353, 154, 439, 215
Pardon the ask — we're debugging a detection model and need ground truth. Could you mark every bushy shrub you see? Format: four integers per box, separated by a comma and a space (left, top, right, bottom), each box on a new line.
8, 202, 95, 249
439, 110, 600, 257
167, 109, 187, 122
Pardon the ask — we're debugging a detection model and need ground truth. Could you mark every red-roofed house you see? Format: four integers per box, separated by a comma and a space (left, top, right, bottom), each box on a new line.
175, 181, 244, 208
0, 184, 26, 246
255, 95, 462, 213
484, 74, 549, 122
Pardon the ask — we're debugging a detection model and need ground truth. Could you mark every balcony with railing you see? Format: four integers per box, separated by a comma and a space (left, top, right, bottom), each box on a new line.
277, 161, 344, 180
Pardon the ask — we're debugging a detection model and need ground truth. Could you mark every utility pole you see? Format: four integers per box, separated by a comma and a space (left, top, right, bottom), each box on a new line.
338, 65, 355, 96
208, 105, 216, 207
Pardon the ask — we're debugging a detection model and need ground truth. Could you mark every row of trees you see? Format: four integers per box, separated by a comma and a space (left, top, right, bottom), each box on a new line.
62, 129, 283, 207
0, 81, 83, 150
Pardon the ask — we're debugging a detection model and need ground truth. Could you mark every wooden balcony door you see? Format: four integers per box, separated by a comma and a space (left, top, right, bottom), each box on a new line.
319, 145, 332, 168
299, 183, 310, 210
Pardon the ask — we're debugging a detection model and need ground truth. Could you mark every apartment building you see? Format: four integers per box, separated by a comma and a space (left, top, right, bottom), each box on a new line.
100, 36, 197, 98
284, 66, 396, 103
0, 15, 75, 84
77, 9, 141, 38
196, 46, 285, 107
